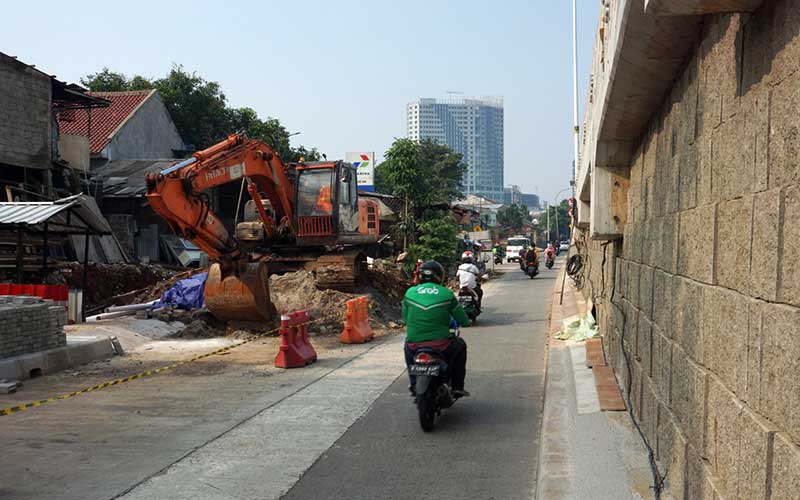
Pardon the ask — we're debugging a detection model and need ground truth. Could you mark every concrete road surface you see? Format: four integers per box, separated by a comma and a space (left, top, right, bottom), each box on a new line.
282, 263, 553, 500
1, 261, 554, 500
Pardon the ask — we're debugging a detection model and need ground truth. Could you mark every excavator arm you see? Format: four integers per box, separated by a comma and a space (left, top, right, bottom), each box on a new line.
145, 134, 295, 322
145, 134, 296, 262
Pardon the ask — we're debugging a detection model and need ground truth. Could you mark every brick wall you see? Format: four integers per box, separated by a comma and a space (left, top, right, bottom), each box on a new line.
0, 53, 52, 170
0, 296, 66, 359
580, 1, 800, 498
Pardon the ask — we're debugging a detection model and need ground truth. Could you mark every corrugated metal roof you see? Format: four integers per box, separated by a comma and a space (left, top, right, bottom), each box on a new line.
0, 194, 112, 234
93, 159, 178, 197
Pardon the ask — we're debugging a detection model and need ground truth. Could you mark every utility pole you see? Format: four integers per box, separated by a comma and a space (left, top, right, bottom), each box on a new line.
572, 0, 580, 188
546, 201, 550, 242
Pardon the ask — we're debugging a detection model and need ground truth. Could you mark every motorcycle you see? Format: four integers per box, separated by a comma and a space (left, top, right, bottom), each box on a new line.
545, 255, 555, 269
494, 253, 503, 265
458, 287, 481, 324
525, 262, 539, 279
409, 325, 462, 432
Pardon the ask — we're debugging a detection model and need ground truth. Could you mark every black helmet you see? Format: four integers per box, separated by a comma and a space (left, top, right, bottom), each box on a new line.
418, 260, 445, 284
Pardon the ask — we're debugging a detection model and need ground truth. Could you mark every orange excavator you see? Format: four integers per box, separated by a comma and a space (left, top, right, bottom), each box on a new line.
145, 134, 381, 322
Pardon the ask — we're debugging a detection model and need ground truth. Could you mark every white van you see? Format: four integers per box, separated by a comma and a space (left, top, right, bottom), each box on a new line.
506, 236, 531, 263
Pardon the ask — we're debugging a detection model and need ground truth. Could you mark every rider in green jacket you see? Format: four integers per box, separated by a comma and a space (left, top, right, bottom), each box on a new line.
402, 260, 470, 397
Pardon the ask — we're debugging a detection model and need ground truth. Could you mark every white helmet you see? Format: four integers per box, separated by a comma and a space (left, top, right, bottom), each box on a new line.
461, 251, 474, 263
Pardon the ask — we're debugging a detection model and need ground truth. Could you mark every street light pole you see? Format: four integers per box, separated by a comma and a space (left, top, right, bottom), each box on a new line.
572, 0, 580, 187
546, 201, 550, 242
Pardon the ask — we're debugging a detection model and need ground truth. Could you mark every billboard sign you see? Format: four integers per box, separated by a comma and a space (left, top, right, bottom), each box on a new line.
346, 152, 375, 192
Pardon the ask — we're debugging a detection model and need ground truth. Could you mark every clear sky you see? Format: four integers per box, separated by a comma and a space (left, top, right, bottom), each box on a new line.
2, 0, 598, 205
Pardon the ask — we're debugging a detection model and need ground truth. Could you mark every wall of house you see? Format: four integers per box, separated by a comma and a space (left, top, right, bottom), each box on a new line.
58, 134, 89, 172
105, 92, 183, 161
581, 2, 800, 498
0, 54, 52, 171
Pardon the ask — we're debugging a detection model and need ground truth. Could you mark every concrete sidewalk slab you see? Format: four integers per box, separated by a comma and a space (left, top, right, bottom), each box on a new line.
536, 264, 654, 499
119, 335, 406, 500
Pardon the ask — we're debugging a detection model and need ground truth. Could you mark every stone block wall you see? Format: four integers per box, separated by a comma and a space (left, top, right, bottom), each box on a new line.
581, 1, 800, 498
0, 296, 67, 359
0, 53, 52, 170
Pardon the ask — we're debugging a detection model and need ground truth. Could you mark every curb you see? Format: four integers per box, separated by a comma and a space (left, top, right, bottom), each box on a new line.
0, 336, 115, 381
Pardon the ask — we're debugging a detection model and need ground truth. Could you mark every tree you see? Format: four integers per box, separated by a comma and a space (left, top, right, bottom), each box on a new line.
375, 138, 465, 208
152, 65, 232, 150
228, 107, 319, 162
408, 215, 460, 268
80, 65, 319, 156
80, 68, 152, 92
497, 203, 530, 233
375, 138, 466, 249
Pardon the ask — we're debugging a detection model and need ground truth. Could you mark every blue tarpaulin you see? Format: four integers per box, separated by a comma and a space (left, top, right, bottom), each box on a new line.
154, 272, 208, 310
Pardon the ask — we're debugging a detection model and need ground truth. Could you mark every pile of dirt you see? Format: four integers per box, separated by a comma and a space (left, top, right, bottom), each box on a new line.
270, 270, 402, 334
46, 263, 181, 308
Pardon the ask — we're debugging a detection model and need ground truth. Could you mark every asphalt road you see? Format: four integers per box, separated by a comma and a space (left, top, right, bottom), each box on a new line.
282, 262, 553, 500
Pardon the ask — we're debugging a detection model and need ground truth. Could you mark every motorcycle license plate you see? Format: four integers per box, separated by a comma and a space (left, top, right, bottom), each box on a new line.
409, 364, 440, 376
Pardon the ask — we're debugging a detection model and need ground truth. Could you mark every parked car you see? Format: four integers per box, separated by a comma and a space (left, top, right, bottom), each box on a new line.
559, 240, 570, 252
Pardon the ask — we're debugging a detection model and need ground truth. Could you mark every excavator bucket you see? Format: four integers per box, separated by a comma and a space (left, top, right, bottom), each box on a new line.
204, 261, 276, 322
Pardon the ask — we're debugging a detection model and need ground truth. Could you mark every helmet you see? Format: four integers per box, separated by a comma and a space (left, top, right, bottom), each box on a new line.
461, 251, 474, 263
418, 260, 445, 284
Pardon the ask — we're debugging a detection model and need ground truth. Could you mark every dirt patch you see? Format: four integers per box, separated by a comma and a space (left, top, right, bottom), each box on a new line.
44, 263, 184, 309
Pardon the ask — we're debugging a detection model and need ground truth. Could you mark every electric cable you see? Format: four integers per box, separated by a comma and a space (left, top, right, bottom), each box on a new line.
609, 258, 665, 499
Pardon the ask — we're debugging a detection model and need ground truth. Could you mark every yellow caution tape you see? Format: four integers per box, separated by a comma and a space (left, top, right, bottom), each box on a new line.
0, 312, 345, 417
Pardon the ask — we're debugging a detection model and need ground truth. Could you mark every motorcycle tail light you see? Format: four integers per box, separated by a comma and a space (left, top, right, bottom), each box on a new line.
414, 352, 434, 364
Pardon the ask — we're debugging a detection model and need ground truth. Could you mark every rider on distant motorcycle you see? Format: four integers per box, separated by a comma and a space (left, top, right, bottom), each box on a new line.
525, 246, 539, 272
402, 261, 470, 398
545, 243, 556, 262
456, 251, 483, 311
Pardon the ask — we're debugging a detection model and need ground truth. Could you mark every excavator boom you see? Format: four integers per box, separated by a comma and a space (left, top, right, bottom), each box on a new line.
145, 135, 293, 321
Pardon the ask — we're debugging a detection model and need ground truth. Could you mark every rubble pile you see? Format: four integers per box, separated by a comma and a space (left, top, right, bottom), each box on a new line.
367, 263, 411, 302
150, 308, 226, 339
270, 270, 401, 334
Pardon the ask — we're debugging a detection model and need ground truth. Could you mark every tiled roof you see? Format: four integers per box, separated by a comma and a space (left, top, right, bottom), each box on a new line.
56, 90, 154, 154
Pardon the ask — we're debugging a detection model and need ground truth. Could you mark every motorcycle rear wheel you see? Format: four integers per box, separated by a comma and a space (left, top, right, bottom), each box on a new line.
417, 391, 437, 432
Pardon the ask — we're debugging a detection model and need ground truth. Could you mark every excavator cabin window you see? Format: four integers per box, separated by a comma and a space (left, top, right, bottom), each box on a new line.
338, 167, 359, 233
297, 168, 335, 217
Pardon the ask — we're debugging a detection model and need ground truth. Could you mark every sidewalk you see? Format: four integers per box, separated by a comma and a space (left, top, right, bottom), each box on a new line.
536, 264, 657, 500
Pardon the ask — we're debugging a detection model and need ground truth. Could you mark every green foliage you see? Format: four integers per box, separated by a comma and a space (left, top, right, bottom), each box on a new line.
153, 65, 231, 150
497, 203, 530, 233
375, 138, 466, 247
81, 68, 151, 91
408, 216, 460, 268
375, 138, 465, 207
80, 66, 318, 158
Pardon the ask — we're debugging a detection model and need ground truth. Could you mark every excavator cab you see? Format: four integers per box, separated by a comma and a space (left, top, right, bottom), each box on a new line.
294, 162, 366, 243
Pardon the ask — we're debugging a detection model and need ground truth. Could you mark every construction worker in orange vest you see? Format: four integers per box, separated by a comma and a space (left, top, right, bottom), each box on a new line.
316, 185, 333, 214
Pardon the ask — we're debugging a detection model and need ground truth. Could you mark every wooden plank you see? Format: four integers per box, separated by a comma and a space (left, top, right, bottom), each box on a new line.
585, 338, 607, 368
593, 365, 627, 411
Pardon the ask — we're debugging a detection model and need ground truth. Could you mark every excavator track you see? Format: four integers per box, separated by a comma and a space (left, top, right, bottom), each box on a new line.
313, 251, 367, 292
